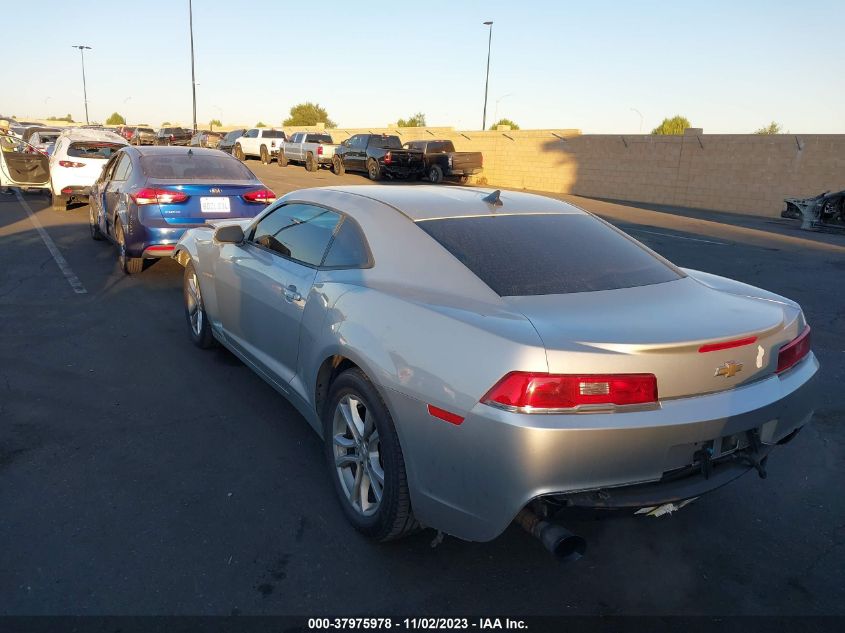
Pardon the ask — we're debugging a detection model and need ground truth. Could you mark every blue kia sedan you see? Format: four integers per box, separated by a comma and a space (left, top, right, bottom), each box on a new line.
89, 146, 276, 274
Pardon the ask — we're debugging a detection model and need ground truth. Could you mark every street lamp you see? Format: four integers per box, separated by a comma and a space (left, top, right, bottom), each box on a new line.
188, 0, 198, 133
630, 108, 643, 133
72, 45, 92, 124
493, 93, 513, 126
482, 21, 493, 130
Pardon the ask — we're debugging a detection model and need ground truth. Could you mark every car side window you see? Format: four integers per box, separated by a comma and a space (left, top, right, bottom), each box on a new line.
113, 154, 133, 182
250, 203, 341, 266
246, 129, 258, 138
102, 154, 121, 181
346, 135, 360, 149
322, 217, 370, 268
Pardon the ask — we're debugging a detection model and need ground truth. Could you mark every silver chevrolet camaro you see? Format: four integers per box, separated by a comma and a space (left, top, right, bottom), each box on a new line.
173, 185, 818, 557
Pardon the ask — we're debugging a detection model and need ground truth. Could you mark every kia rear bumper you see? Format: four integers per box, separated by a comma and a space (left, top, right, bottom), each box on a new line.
386, 354, 819, 542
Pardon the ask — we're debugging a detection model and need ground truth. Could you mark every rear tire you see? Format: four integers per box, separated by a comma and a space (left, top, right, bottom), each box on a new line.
183, 262, 215, 349
458, 175, 470, 185
116, 223, 143, 275
260, 145, 269, 164
367, 159, 382, 181
428, 165, 444, 184
332, 156, 345, 176
51, 191, 67, 210
323, 368, 419, 541
305, 153, 317, 172
234, 144, 245, 161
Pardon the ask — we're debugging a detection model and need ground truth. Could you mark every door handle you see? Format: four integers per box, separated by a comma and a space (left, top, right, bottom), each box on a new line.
283, 285, 302, 302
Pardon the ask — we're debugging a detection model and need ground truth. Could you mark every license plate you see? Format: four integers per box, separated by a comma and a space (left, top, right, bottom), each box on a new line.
200, 197, 230, 213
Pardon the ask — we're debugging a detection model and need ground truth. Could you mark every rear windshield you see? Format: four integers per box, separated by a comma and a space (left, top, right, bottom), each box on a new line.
305, 134, 333, 144
137, 127, 154, 133
67, 142, 125, 159
39, 133, 60, 143
262, 130, 285, 138
417, 214, 682, 296
427, 141, 455, 153
369, 135, 402, 149
140, 154, 255, 180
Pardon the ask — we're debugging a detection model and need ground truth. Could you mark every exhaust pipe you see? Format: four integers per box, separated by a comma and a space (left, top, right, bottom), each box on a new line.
516, 508, 586, 562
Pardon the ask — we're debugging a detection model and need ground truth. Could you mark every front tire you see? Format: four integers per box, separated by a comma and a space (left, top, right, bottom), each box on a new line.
89, 206, 103, 240
367, 159, 382, 181
234, 144, 245, 161
183, 262, 215, 348
324, 368, 418, 541
278, 152, 288, 167
332, 156, 345, 176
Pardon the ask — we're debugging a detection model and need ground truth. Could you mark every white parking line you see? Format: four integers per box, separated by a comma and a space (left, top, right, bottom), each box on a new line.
15, 191, 87, 295
627, 228, 729, 245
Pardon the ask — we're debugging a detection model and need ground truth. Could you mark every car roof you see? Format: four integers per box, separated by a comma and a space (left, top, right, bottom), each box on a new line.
58, 128, 127, 143
310, 185, 585, 222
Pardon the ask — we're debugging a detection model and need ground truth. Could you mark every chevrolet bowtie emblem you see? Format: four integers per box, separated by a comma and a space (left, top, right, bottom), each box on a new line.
715, 361, 743, 378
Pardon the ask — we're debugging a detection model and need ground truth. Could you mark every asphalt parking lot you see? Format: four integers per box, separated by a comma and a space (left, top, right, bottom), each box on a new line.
1, 161, 844, 616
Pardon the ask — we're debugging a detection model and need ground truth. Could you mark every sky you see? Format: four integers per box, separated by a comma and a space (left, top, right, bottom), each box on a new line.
4, 0, 845, 133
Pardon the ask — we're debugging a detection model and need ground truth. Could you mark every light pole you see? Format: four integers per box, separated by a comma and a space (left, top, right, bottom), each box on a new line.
72, 45, 92, 124
493, 93, 513, 126
123, 96, 131, 124
188, 0, 198, 133
630, 108, 643, 133
482, 21, 493, 130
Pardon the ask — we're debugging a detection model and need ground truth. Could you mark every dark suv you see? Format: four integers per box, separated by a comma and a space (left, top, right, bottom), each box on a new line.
155, 127, 192, 146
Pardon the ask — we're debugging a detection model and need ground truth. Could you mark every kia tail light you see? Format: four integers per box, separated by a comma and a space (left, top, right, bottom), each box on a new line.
131, 188, 189, 205
242, 188, 276, 204
482, 372, 658, 412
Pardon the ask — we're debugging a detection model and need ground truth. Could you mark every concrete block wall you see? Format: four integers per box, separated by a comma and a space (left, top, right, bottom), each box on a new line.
284, 125, 844, 217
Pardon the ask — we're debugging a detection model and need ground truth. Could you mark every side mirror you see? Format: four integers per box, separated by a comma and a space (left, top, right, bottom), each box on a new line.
214, 224, 244, 244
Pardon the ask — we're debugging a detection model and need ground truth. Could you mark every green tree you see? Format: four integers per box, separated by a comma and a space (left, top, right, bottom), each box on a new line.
283, 102, 336, 128
651, 115, 691, 135
255, 121, 267, 128
754, 121, 782, 135
209, 118, 222, 131
47, 114, 74, 122
106, 112, 126, 125
397, 112, 426, 127
490, 118, 520, 130
161, 121, 171, 126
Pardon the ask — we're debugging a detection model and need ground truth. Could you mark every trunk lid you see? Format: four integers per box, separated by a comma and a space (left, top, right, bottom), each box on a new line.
504, 277, 799, 399
144, 180, 267, 223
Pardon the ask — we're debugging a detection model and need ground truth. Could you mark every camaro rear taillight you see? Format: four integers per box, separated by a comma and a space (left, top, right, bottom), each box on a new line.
242, 188, 276, 204
776, 325, 811, 374
131, 188, 189, 205
58, 160, 85, 168
482, 372, 658, 412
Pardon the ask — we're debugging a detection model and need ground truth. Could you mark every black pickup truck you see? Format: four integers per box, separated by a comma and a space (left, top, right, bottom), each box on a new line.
332, 133, 424, 180
403, 139, 483, 184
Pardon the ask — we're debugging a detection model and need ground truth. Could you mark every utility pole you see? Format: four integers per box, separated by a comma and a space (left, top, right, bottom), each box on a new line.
482, 21, 493, 130
189, 0, 198, 133
72, 45, 92, 124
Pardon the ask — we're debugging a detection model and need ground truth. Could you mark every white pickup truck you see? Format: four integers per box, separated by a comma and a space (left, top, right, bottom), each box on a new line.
279, 132, 337, 171
233, 128, 287, 164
